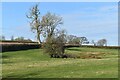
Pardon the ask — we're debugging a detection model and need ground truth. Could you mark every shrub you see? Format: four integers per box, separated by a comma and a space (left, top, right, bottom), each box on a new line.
43, 36, 65, 58
42, 29, 67, 58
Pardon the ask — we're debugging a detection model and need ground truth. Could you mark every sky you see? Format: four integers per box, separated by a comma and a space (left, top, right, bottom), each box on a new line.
1, 2, 118, 46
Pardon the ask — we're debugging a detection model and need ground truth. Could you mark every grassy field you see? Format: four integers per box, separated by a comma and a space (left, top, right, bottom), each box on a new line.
2, 47, 118, 78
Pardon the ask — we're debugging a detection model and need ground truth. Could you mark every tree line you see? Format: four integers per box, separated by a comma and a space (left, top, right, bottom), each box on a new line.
0, 35, 32, 42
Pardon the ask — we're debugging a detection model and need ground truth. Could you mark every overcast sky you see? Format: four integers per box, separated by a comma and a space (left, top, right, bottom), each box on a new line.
2, 2, 118, 46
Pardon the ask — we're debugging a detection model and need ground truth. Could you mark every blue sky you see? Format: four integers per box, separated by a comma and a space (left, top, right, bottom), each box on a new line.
2, 2, 118, 46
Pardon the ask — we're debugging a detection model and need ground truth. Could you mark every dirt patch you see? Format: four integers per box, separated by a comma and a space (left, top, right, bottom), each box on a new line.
50, 52, 106, 59
79, 52, 106, 59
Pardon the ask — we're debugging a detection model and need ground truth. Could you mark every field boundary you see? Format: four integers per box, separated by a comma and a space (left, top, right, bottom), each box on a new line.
1, 44, 41, 52
65, 44, 120, 49
1, 41, 119, 52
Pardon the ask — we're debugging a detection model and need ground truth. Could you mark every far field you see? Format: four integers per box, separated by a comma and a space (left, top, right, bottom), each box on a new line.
2, 47, 118, 78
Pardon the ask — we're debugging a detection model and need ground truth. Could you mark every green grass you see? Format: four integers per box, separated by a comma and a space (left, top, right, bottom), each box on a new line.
2, 47, 118, 78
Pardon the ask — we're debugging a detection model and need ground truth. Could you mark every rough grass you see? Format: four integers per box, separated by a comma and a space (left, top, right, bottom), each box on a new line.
2, 47, 118, 78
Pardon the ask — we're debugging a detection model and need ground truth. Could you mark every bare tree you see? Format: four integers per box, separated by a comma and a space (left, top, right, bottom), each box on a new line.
41, 12, 66, 58
0, 35, 5, 41
97, 39, 107, 46
26, 4, 42, 44
67, 35, 80, 44
14, 37, 24, 41
11, 36, 14, 41
91, 40, 96, 46
41, 12, 63, 39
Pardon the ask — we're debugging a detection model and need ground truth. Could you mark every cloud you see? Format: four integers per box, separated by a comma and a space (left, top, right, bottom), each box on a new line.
60, 4, 117, 45
99, 5, 118, 12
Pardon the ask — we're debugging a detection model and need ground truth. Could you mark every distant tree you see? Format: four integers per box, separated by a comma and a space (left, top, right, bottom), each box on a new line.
80, 37, 89, 45
26, 4, 42, 44
14, 37, 24, 41
67, 35, 74, 44
26, 39, 32, 42
72, 37, 80, 44
66, 35, 74, 44
41, 12, 63, 39
66, 35, 89, 45
66, 35, 80, 44
97, 39, 107, 46
11, 36, 14, 41
91, 40, 96, 46
55, 29, 67, 43
14, 37, 32, 42
0, 35, 5, 41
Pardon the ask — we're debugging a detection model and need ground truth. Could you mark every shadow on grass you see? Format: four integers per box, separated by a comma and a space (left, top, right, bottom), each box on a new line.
66, 48, 81, 51
2, 55, 13, 64
2, 55, 10, 59
2, 61, 13, 64
2, 78, 118, 80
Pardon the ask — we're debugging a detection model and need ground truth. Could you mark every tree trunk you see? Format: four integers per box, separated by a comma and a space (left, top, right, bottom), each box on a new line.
37, 32, 41, 44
